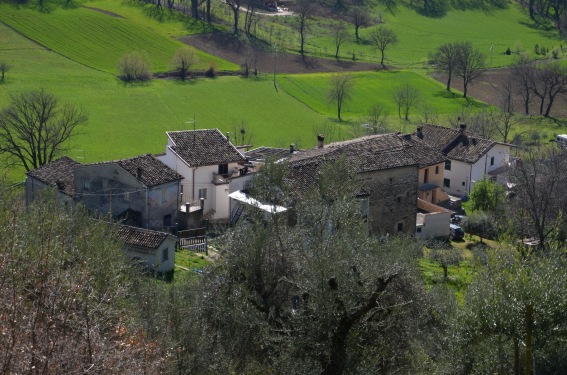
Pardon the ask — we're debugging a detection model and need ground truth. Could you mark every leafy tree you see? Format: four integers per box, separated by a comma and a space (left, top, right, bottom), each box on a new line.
170, 46, 199, 80
447, 246, 567, 374
462, 211, 498, 244
327, 74, 355, 121
160, 158, 429, 374
117, 51, 152, 82
428, 42, 461, 92
369, 26, 398, 67
455, 41, 485, 98
0, 89, 87, 171
469, 177, 505, 213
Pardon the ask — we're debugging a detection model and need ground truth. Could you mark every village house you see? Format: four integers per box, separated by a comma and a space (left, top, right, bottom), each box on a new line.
415, 124, 511, 197
157, 129, 247, 223
285, 134, 420, 236
117, 224, 177, 273
27, 154, 184, 231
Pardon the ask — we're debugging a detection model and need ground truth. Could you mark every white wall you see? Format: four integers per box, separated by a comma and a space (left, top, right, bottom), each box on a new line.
125, 237, 176, 273
416, 212, 451, 239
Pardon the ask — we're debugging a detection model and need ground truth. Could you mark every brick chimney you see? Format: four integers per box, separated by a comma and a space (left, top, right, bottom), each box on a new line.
136, 167, 142, 179
317, 134, 325, 148
459, 123, 467, 135
416, 126, 424, 139
290, 144, 295, 153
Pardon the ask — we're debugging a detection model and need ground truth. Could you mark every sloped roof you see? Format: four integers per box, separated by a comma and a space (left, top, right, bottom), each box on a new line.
26, 156, 80, 196
286, 133, 419, 194
245, 146, 292, 162
116, 224, 171, 249
85, 154, 183, 187
167, 129, 246, 167
418, 124, 499, 164
404, 136, 447, 168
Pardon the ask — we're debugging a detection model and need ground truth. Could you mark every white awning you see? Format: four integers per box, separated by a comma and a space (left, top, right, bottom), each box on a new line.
228, 190, 287, 213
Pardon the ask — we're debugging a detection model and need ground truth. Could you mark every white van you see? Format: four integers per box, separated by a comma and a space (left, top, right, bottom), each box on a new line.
557, 134, 567, 149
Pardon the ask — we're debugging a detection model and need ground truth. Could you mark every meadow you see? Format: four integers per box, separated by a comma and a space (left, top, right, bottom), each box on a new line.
0, 0, 238, 72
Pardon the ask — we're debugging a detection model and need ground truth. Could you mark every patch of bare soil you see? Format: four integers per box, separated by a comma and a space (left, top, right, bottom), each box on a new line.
82, 6, 125, 18
430, 68, 567, 119
181, 32, 381, 74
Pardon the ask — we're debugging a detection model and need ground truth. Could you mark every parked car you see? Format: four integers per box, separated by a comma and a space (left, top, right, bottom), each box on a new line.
449, 224, 465, 240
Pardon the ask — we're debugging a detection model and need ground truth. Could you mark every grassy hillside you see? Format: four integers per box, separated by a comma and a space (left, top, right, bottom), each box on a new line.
279, 71, 479, 119
237, 2, 563, 68
0, 1, 238, 73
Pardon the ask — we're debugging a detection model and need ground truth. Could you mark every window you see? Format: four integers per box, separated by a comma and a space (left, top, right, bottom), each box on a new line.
444, 160, 452, 171
397, 222, 404, 232
163, 214, 171, 228
162, 248, 169, 262
435, 165, 439, 174
490, 156, 495, 166
443, 178, 451, 188
462, 181, 466, 186
161, 189, 167, 203
199, 188, 207, 199
416, 227, 422, 233
424, 168, 429, 183
218, 164, 228, 175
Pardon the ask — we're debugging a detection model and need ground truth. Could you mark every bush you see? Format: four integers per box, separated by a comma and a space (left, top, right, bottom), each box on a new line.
117, 51, 152, 82
552, 47, 560, 59
205, 61, 217, 78
535, 43, 540, 54
506, 47, 511, 55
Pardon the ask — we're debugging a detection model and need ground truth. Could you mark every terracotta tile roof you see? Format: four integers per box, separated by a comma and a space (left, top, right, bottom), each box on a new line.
167, 129, 246, 167
405, 136, 448, 168
286, 133, 419, 194
417, 124, 497, 164
116, 224, 171, 249
245, 146, 292, 162
86, 154, 183, 188
26, 156, 80, 196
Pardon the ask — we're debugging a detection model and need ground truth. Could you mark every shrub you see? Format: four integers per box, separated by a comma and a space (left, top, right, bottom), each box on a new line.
117, 51, 152, 82
535, 43, 540, 54
506, 47, 511, 55
552, 47, 560, 59
205, 61, 217, 78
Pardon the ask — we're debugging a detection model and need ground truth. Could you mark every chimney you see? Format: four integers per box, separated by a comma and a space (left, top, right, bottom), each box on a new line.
136, 167, 142, 179
226, 132, 230, 141
459, 123, 467, 135
317, 134, 325, 148
185, 202, 190, 214
290, 143, 295, 153
416, 126, 424, 139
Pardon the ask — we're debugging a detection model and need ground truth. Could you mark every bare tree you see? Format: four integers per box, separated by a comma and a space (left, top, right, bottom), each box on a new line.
244, 0, 261, 38
455, 42, 485, 98
170, 46, 199, 80
0, 61, 10, 83
494, 76, 520, 143
392, 83, 419, 120
296, 0, 313, 57
331, 23, 349, 59
508, 148, 567, 248
351, 6, 371, 43
369, 26, 398, 67
328, 74, 355, 121
366, 103, 389, 132
511, 53, 535, 115
0, 89, 87, 171
428, 42, 460, 92
224, 0, 243, 35
467, 108, 497, 140
538, 61, 567, 117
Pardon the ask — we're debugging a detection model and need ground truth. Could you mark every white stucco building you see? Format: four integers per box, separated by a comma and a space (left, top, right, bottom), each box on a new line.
416, 124, 511, 197
157, 129, 247, 222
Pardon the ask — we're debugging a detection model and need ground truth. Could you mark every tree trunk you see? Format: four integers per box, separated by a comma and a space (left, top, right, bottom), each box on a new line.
380, 50, 385, 67
446, 70, 452, 91
355, 25, 360, 43
206, 0, 211, 23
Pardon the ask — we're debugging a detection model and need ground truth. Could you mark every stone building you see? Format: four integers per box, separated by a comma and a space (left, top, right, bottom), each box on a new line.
286, 134, 420, 236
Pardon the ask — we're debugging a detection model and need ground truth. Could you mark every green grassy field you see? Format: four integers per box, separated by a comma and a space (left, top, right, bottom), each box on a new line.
0, 0, 238, 73
277, 70, 483, 129
210, 1, 563, 68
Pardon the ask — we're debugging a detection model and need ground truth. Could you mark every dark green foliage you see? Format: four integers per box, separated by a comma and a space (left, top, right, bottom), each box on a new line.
506, 46, 511, 55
